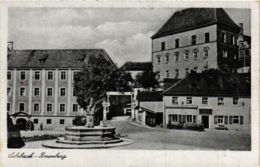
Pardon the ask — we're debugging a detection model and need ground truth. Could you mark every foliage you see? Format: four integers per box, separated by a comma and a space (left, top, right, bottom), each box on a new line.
167, 122, 204, 131
72, 116, 86, 126
73, 55, 133, 111
135, 70, 159, 89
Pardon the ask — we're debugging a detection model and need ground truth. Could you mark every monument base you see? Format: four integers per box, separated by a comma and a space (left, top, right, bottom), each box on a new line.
42, 126, 133, 149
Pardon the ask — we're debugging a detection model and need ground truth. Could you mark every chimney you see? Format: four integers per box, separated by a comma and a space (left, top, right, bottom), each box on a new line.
239, 23, 244, 35
7, 41, 13, 51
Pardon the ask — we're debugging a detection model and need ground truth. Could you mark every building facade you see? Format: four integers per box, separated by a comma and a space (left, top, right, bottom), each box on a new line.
7, 49, 116, 130
152, 8, 241, 81
162, 72, 250, 133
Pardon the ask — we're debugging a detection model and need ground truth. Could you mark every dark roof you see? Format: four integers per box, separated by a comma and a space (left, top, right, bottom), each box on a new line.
152, 8, 240, 39
163, 72, 250, 97
137, 91, 163, 101
163, 78, 181, 90
8, 49, 116, 69
120, 62, 152, 71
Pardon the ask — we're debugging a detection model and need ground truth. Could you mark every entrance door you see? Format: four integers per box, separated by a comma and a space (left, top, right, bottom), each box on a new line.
201, 116, 209, 128
16, 118, 27, 130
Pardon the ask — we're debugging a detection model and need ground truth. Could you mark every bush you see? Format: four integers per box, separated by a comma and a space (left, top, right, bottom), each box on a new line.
167, 122, 204, 131
72, 116, 86, 126
185, 123, 204, 131
167, 122, 183, 129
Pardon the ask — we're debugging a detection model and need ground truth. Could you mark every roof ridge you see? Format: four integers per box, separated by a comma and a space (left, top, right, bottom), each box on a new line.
163, 78, 184, 94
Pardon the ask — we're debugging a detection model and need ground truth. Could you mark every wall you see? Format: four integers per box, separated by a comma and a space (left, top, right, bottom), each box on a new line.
152, 25, 218, 80
163, 96, 250, 133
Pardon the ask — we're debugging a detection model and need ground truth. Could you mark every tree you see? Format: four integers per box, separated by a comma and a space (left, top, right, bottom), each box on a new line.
135, 70, 159, 89
73, 56, 133, 124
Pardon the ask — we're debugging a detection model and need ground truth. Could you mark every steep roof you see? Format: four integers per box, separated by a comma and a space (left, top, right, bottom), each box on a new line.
120, 62, 152, 71
137, 91, 163, 102
152, 8, 241, 39
163, 71, 250, 97
8, 49, 116, 69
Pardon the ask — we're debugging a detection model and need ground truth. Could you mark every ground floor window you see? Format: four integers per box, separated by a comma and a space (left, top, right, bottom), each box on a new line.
33, 119, 38, 124
60, 119, 65, 124
187, 115, 192, 122
169, 114, 197, 123
215, 115, 243, 125
46, 119, 52, 124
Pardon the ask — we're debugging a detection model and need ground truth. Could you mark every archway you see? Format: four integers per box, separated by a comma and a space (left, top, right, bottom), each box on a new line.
16, 118, 27, 130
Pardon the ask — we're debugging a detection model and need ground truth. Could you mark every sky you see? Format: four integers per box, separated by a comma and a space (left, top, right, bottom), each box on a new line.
8, 8, 251, 67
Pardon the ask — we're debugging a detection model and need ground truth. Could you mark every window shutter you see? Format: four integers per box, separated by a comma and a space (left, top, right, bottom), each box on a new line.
240, 116, 243, 125
229, 116, 233, 124
214, 116, 217, 124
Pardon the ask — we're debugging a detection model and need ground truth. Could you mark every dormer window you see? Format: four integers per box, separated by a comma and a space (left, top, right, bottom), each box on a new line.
39, 54, 48, 63
78, 54, 86, 62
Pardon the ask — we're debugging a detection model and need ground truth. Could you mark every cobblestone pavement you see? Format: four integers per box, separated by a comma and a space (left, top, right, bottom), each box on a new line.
23, 119, 251, 150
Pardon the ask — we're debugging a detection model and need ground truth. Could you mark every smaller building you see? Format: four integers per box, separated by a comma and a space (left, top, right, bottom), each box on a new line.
120, 62, 152, 80
162, 71, 250, 133
135, 91, 163, 126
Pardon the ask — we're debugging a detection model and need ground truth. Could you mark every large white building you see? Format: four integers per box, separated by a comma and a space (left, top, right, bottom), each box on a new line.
7, 49, 116, 130
151, 8, 242, 81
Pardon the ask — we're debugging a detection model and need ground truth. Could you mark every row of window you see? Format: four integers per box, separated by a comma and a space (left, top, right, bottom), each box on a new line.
214, 115, 243, 125
160, 33, 211, 51
163, 66, 207, 78
221, 32, 237, 46
8, 87, 76, 97
7, 71, 79, 81
169, 114, 197, 123
7, 102, 79, 112
156, 47, 209, 64
172, 97, 239, 106
33, 118, 65, 125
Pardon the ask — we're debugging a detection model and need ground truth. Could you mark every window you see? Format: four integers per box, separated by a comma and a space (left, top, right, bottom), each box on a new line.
224, 116, 228, 124
7, 88, 11, 96
193, 115, 196, 123
203, 47, 209, 58
60, 71, 66, 80
7, 71, 11, 80
217, 116, 224, 124
47, 71, 53, 80
233, 97, 238, 105
174, 52, 179, 62
175, 39, 179, 48
34, 71, 40, 80
205, 33, 210, 43
193, 67, 198, 72
223, 49, 228, 58
60, 119, 65, 125
60, 104, 65, 112
20, 87, 26, 96
7, 103, 10, 111
161, 42, 165, 51
73, 89, 76, 97
233, 116, 239, 124
222, 32, 226, 43
187, 115, 192, 122
218, 97, 224, 105
202, 97, 208, 104
172, 114, 178, 122
185, 68, 189, 76
19, 103, 25, 112
73, 72, 78, 81
156, 55, 161, 64
191, 35, 196, 45
47, 103, 52, 112
240, 116, 243, 125
60, 88, 66, 96
34, 88, 40, 96
33, 119, 38, 124
166, 70, 169, 78
186, 97, 192, 104
73, 104, 78, 112
20, 71, 25, 80
193, 50, 198, 59
165, 53, 169, 64
47, 88, 53, 97
46, 119, 52, 124
184, 50, 189, 60
34, 103, 40, 112
172, 97, 178, 104
175, 69, 179, 78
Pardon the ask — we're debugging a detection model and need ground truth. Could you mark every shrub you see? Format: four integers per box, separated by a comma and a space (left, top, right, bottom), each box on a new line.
72, 116, 86, 126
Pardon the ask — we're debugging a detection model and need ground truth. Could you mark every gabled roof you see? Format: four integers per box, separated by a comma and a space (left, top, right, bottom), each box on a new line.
152, 8, 241, 39
120, 62, 152, 71
163, 71, 250, 97
8, 49, 116, 69
137, 91, 163, 101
